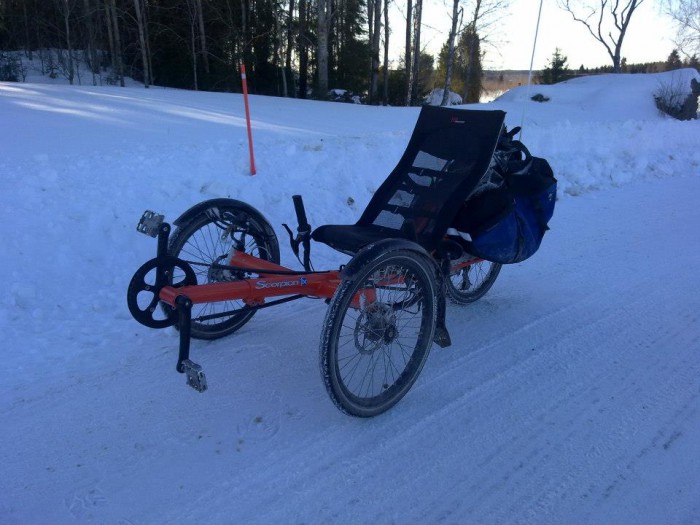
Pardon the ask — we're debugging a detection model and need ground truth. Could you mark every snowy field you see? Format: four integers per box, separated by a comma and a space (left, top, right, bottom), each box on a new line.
1, 69, 699, 524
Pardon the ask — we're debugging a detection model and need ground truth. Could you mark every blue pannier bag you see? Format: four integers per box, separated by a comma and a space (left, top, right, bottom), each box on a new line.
449, 140, 557, 264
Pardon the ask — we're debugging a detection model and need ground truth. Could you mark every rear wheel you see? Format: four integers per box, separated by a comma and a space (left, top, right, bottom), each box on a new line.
446, 258, 501, 304
320, 250, 437, 417
166, 201, 280, 340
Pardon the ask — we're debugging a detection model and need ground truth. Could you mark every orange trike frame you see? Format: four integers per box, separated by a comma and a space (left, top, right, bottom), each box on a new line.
136, 216, 480, 393
158, 238, 480, 309
159, 249, 342, 307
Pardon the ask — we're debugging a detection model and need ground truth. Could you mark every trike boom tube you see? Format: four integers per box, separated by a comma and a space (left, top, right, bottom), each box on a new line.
159, 270, 342, 306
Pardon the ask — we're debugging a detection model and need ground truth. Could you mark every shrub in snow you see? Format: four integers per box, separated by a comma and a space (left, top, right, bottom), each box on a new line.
654, 74, 700, 121
0, 52, 27, 82
424, 88, 463, 106
328, 89, 362, 104
531, 93, 551, 103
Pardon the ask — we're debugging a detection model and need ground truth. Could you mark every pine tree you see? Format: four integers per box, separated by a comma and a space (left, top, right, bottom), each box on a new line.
435, 24, 482, 103
665, 49, 683, 71
540, 48, 569, 84
685, 55, 700, 73
460, 24, 482, 103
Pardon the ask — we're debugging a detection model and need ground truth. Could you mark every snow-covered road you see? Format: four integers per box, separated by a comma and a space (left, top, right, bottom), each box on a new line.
1, 75, 699, 524
3, 175, 698, 524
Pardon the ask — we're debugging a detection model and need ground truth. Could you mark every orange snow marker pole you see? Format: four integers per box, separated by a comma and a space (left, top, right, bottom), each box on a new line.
241, 64, 256, 175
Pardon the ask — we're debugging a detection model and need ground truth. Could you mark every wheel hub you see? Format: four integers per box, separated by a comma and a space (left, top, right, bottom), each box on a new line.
207, 255, 237, 282
354, 302, 397, 353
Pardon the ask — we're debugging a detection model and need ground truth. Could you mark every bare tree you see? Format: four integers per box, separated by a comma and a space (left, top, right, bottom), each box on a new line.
317, 0, 331, 96
284, 0, 295, 96
441, 0, 462, 106
404, 0, 412, 105
441, 0, 508, 105
82, 0, 99, 84
132, 0, 151, 87
184, 0, 199, 90
665, 0, 700, 57
103, 0, 116, 76
56, 0, 77, 84
21, 0, 37, 60
195, 0, 209, 74
369, 0, 382, 103
559, 0, 647, 73
408, 0, 422, 104
298, 0, 310, 98
104, 0, 125, 86
383, 0, 390, 105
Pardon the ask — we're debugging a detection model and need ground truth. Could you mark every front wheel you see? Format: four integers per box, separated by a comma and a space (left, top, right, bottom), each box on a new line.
166, 200, 280, 340
319, 250, 437, 417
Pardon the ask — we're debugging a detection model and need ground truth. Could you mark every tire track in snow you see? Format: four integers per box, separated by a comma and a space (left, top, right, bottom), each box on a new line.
218, 260, 698, 524
144, 200, 700, 523
151, 275, 696, 524
399, 283, 699, 523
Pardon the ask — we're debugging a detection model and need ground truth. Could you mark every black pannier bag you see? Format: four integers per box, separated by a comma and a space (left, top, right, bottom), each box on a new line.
448, 135, 557, 264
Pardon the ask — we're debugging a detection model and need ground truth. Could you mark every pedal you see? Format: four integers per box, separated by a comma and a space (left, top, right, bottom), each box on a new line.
137, 210, 165, 237
181, 359, 208, 393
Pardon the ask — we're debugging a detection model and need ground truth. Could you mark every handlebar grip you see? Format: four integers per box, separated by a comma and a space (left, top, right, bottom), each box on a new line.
506, 126, 521, 139
292, 195, 310, 231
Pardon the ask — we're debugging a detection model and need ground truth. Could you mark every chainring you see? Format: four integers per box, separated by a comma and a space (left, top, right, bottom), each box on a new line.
126, 255, 197, 328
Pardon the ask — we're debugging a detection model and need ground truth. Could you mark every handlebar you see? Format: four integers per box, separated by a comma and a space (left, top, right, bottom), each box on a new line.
292, 195, 310, 232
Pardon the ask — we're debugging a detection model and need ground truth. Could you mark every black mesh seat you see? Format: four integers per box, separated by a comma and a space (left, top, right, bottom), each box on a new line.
311, 224, 401, 255
312, 106, 506, 255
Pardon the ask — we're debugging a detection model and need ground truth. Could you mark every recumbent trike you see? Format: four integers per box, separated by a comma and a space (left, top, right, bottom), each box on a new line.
127, 106, 556, 417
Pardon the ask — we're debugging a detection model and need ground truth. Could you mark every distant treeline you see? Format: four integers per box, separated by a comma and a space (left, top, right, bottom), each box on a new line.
531, 48, 700, 86
578, 51, 700, 76
0, 0, 441, 105
1, 0, 698, 103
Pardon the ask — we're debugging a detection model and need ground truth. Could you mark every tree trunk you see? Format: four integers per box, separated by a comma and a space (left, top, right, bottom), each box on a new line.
83, 0, 98, 85
133, 0, 150, 87
367, 0, 373, 46
195, 0, 209, 74
298, 0, 309, 98
409, 0, 422, 105
107, 0, 124, 86
404, 0, 412, 105
61, 0, 75, 85
463, 1, 480, 102
274, 4, 286, 96
369, 0, 381, 103
188, 1, 199, 90
240, 0, 247, 40
441, 0, 460, 106
104, 0, 116, 79
144, 1, 153, 85
284, 0, 295, 97
317, 0, 330, 96
22, 1, 33, 60
382, 0, 389, 105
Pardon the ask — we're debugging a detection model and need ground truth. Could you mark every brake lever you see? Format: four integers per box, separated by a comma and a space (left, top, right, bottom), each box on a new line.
282, 223, 300, 258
